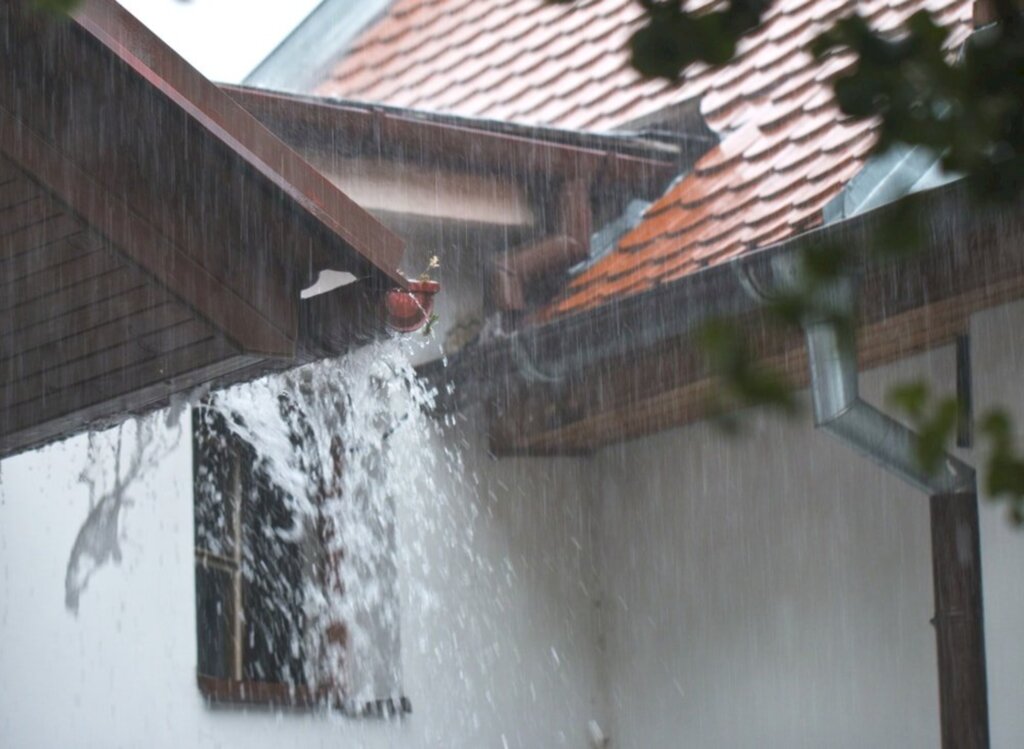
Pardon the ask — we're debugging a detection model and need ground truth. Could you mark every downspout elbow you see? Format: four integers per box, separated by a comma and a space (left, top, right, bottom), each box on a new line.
820, 399, 975, 495
802, 292, 975, 496
738, 251, 988, 747
739, 254, 975, 496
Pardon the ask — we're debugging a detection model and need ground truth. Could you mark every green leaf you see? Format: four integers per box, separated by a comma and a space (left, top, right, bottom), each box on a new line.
697, 319, 798, 418
800, 244, 846, 282
888, 381, 929, 420
629, 12, 696, 80
691, 12, 737, 66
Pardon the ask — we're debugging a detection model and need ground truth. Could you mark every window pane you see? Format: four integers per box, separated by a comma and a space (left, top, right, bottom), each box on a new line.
195, 564, 235, 680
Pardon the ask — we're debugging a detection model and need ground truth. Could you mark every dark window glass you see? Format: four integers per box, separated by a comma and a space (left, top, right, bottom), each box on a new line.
193, 406, 308, 700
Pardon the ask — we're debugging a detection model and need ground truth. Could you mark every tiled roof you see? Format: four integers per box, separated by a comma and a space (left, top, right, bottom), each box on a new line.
317, 0, 724, 130
319, 0, 972, 319
543, 0, 972, 318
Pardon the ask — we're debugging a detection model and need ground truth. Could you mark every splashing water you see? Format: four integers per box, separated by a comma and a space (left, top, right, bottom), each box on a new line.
200, 337, 457, 710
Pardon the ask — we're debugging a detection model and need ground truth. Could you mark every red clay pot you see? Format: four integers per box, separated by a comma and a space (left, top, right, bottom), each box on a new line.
385, 279, 440, 332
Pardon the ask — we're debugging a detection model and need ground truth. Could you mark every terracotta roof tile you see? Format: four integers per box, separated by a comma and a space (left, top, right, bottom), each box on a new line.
696, 123, 763, 173
316, 0, 970, 319
768, 7, 814, 40
788, 107, 838, 140
539, 0, 971, 319
769, 62, 822, 105
319, 0, 704, 130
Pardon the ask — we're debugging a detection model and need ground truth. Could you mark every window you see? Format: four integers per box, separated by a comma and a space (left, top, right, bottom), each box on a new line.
192, 400, 410, 716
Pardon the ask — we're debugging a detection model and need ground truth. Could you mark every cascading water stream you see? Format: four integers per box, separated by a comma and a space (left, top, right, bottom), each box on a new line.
56, 331, 537, 737
198, 337, 460, 710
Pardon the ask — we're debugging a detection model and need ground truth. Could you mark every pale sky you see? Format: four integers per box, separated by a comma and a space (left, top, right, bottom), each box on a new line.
116, 0, 322, 83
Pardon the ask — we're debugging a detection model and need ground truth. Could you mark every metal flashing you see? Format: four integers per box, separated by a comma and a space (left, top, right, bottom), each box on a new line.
244, 0, 391, 93
823, 143, 942, 223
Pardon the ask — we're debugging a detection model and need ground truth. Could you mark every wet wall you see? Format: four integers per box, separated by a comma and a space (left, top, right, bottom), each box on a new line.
0, 409, 603, 748
591, 298, 1024, 747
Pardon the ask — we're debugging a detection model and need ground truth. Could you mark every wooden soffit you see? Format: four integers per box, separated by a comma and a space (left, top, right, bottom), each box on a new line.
0, 0, 404, 457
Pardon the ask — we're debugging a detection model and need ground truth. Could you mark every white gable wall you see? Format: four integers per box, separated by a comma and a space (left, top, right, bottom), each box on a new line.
969, 300, 1024, 745
0, 410, 604, 749
593, 352, 949, 748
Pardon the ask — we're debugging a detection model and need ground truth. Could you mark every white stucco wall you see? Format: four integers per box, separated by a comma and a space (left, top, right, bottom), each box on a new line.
593, 357, 947, 748
592, 299, 1024, 748
0, 410, 603, 749
970, 300, 1024, 747
4, 298, 1024, 749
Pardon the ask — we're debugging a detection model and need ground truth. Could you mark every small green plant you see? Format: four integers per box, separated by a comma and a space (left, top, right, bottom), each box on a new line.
420, 255, 440, 282
419, 256, 440, 337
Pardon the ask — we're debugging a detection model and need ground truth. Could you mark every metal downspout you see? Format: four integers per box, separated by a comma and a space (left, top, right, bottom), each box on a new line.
740, 258, 990, 748
803, 314, 975, 495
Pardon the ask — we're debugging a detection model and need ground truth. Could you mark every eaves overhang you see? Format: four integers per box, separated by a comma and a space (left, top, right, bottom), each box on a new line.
0, 0, 405, 458
72, 0, 406, 286
423, 179, 1024, 453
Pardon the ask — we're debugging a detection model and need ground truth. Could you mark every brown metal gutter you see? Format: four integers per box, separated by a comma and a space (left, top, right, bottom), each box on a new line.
491, 178, 592, 312
222, 86, 688, 331
220, 85, 689, 187
421, 179, 1024, 418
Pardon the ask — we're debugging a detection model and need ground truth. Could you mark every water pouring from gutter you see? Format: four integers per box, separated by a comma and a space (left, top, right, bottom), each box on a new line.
198, 336, 450, 712
737, 251, 990, 749
192, 265, 444, 708
62, 269, 446, 706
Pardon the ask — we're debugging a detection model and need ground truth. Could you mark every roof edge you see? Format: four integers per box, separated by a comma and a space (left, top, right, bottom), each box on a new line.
421, 177, 999, 411
222, 85, 698, 168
